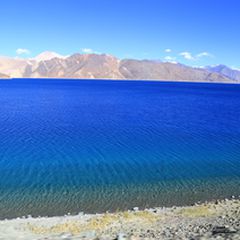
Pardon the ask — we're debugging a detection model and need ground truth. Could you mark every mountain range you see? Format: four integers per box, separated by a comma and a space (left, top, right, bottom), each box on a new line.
206, 65, 240, 82
0, 51, 239, 83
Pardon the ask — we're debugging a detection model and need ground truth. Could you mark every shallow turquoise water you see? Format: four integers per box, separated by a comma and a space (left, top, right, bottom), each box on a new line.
0, 79, 239, 219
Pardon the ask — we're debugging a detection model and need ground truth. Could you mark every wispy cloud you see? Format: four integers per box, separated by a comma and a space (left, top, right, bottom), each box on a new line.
81, 48, 100, 54
165, 48, 172, 53
179, 51, 214, 61
179, 52, 195, 60
197, 52, 214, 58
164, 56, 177, 63
16, 48, 31, 55
231, 66, 240, 71
81, 48, 94, 54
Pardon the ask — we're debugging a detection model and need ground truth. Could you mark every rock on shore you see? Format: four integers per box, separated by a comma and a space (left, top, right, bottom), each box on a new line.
0, 198, 239, 240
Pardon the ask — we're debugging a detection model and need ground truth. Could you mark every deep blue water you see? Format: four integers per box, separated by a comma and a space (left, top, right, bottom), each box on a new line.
0, 79, 239, 219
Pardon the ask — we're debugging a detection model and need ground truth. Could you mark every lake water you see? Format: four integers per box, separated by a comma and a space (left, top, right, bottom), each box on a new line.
0, 79, 239, 219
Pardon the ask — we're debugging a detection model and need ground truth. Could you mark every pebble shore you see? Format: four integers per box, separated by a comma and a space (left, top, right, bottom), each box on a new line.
0, 198, 239, 240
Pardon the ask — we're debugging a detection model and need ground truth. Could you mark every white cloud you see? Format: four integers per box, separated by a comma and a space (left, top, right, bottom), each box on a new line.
164, 56, 176, 62
165, 48, 172, 53
197, 52, 214, 58
81, 48, 101, 54
179, 52, 195, 60
231, 66, 240, 71
81, 48, 94, 54
179, 51, 214, 61
16, 48, 31, 55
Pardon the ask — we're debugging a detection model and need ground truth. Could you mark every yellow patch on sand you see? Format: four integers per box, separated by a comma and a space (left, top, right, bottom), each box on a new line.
177, 205, 215, 218
120, 211, 158, 223
27, 211, 158, 235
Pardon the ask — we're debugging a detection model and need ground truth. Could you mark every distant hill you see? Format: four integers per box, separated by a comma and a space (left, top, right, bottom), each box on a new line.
0, 72, 9, 78
119, 60, 230, 82
0, 52, 238, 83
206, 65, 240, 82
0, 56, 30, 78
24, 54, 124, 79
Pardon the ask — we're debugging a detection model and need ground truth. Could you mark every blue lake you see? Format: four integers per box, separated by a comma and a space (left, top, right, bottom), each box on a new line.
0, 79, 239, 219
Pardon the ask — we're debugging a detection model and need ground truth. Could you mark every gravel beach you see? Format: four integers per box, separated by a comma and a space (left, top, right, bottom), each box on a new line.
0, 198, 239, 240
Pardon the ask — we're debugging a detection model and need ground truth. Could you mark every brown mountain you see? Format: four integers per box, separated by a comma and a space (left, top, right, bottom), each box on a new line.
0, 72, 9, 78
0, 53, 236, 83
206, 65, 240, 82
119, 60, 230, 82
24, 54, 124, 79
0, 56, 29, 78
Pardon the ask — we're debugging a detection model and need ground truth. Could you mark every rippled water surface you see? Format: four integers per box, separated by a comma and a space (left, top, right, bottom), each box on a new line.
0, 79, 239, 219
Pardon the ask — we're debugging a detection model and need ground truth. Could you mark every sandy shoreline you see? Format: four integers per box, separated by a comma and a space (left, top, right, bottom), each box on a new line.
0, 198, 239, 240
2, 77, 240, 84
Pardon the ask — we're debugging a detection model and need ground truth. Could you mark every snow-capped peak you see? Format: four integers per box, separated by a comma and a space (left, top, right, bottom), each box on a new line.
34, 51, 66, 62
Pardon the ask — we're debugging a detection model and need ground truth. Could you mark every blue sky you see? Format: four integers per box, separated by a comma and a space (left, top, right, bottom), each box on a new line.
0, 0, 239, 68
